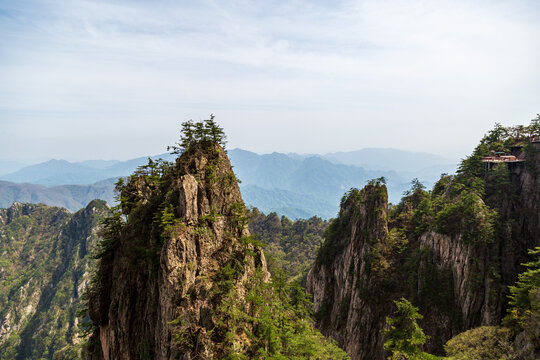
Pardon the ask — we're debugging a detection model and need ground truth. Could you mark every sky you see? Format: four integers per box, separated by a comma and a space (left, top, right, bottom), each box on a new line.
1, 0, 539, 163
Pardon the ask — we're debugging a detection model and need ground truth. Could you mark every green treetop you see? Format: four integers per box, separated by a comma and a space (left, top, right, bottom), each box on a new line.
168, 114, 227, 154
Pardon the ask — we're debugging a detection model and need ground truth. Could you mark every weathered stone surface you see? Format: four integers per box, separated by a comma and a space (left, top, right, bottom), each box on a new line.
89, 143, 268, 360
178, 175, 198, 224
307, 184, 390, 360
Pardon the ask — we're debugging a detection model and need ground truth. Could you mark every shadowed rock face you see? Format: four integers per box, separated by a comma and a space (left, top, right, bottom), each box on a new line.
307, 146, 540, 360
88, 143, 268, 360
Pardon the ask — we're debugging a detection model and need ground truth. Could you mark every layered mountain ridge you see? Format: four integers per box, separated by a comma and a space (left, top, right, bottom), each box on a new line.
0, 148, 457, 219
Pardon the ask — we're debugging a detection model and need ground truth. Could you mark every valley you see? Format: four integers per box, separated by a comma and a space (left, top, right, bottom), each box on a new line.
0, 119, 538, 359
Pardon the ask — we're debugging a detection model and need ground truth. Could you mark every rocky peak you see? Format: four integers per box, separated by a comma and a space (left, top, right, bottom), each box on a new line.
88, 141, 268, 360
175, 143, 244, 222
307, 182, 391, 360
0, 202, 38, 226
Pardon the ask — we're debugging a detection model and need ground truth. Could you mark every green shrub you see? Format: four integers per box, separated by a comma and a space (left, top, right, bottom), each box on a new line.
504, 247, 540, 350
444, 326, 512, 360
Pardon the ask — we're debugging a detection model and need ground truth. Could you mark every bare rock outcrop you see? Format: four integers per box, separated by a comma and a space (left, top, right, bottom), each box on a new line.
307, 183, 391, 360
88, 143, 268, 360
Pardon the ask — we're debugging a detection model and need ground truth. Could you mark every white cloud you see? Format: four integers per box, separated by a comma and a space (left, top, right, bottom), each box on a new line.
0, 0, 539, 160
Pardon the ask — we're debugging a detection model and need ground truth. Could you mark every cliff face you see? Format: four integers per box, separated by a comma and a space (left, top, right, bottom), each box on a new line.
0, 200, 109, 359
88, 143, 268, 360
510, 142, 540, 264
307, 142, 540, 360
307, 183, 392, 360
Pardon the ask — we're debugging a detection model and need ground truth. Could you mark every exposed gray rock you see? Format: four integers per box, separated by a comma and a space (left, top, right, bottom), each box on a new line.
89, 143, 269, 360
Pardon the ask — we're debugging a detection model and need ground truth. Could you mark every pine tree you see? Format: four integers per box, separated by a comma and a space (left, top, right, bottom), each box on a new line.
167, 115, 227, 154
205, 114, 227, 147
180, 120, 195, 149
508, 247, 540, 320
383, 298, 428, 359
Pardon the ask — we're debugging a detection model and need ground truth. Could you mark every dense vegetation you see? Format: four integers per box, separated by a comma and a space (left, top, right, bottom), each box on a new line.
248, 208, 328, 281
383, 299, 437, 360
211, 268, 349, 359
388, 119, 539, 358
0, 201, 109, 360
167, 115, 227, 154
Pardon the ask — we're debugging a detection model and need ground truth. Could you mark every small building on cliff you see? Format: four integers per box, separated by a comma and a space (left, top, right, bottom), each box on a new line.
480, 136, 540, 171
482, 151, 524, 171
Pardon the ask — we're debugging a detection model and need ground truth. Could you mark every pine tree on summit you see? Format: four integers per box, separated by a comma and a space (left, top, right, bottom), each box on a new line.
180, 120, 195, 148
168, 114, 227, 154
205, 114, 227, 146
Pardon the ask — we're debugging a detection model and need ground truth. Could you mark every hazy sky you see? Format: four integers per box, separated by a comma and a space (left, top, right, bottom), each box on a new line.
1, 0, 539, 162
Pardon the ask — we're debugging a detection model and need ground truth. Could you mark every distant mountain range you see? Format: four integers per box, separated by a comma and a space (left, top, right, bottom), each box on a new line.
0, 180, 116, 211
0, 156, 174, 186
0, 159, 28, 176
0, 148, 457, 219
323, 148, 454, 171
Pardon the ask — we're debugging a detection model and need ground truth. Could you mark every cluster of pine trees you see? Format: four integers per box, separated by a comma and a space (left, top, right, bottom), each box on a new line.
167, 115, 227, 154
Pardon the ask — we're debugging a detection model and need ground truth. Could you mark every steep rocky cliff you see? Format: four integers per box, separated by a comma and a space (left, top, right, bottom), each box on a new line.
307, 134, 540, 359
87, 142, 270, 359
0, 200, 110, 359
307, 182, 394, 360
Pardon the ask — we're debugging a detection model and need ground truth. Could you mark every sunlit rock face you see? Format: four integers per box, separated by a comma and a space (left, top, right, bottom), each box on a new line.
88, 143, 268, 360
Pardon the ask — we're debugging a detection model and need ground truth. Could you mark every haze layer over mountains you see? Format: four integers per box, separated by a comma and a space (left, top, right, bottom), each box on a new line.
0, 148, 456, 219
